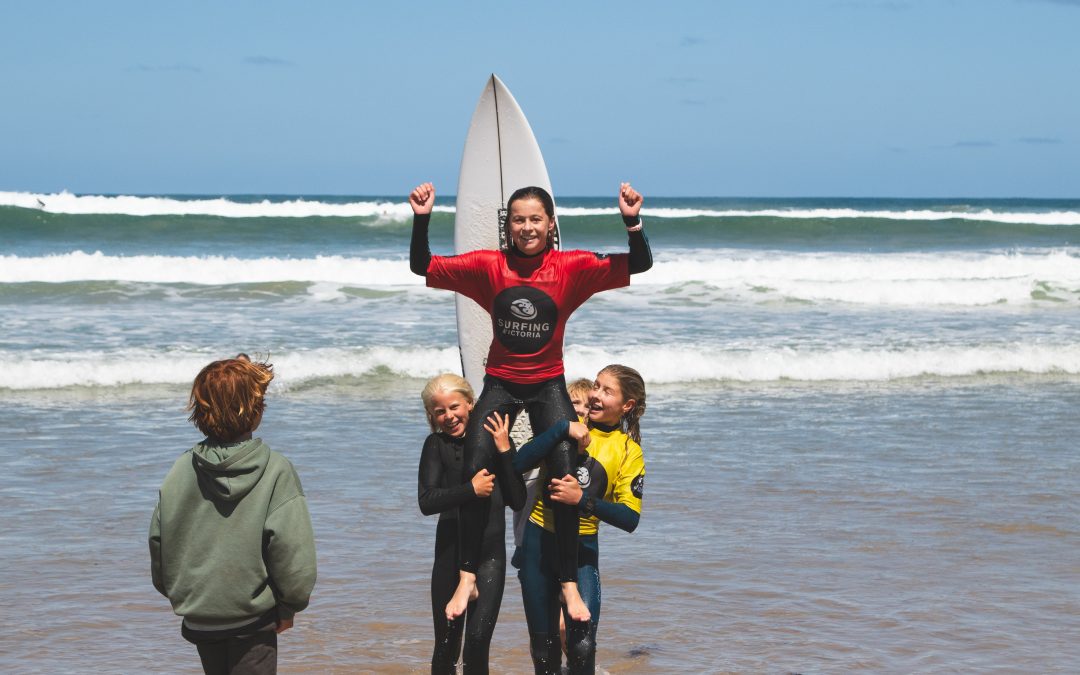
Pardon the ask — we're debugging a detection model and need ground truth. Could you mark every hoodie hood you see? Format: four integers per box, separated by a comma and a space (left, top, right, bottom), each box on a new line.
191, 438, 271, 502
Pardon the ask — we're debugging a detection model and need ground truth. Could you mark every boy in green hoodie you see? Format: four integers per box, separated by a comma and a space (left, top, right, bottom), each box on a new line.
150, 356, 317, 675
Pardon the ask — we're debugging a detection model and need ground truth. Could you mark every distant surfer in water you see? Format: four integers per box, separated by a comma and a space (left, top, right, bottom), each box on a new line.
417, 373, 526, 673
409, 182, 652, 626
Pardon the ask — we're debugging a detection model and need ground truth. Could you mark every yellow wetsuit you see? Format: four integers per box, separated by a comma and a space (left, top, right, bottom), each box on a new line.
529, 423, 645, 535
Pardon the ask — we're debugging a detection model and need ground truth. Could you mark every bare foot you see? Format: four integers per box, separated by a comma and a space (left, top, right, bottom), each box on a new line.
560, 582, 591, 623
445, 572, 479, 621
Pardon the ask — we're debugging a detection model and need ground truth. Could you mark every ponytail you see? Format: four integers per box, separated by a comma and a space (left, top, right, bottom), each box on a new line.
598, 364, 646, 444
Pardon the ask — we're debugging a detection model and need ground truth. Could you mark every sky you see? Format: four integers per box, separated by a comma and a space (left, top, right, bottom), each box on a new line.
1, 0, 1077, 198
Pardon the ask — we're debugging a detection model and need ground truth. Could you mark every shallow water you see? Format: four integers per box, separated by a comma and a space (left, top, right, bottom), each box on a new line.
2, 377, 1077, 673
2, 194, 1079, 672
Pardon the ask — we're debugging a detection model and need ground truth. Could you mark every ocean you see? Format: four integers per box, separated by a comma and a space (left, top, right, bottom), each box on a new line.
1, 191, 1077, 673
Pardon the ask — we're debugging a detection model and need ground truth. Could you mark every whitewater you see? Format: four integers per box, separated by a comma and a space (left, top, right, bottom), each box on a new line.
4, 191, 1079, 673
5, 190, 1080, 225
3, 192, 1080, 392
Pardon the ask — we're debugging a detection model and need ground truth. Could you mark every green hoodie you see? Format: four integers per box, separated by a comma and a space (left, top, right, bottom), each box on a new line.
149, 438, 316, 628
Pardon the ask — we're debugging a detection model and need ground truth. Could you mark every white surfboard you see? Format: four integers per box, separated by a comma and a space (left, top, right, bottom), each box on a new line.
454, 74, 559, 389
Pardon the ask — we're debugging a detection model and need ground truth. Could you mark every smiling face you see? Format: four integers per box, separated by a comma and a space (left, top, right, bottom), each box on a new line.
570, 393, 589, 421
588, 371, 635, 427
428, 390, 473, 438
507, 197, 554, 256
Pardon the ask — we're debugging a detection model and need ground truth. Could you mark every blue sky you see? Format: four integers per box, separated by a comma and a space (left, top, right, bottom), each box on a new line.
1, 0, 1077, 197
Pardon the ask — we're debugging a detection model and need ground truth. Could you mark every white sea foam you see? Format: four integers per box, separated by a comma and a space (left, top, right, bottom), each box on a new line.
641, 249, 1080, 306
0, 251, 420, 285
0, 190, 452, 219
564, 343, 1080, 383
3, 343, 1078, 390
2, 191, 1079, 225
0, 347, 461, 391
638, 207, 1080, 225
560, 206, 1080, 225
3, 249, 1077, 306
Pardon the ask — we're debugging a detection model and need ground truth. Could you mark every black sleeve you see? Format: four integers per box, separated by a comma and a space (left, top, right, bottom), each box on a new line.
587, 497, 640, 533
511, 419, 570, 473
417, 435, 475, 515
410, 212, 433, 277
494, 445, 527, 512
623, 216, 653, 274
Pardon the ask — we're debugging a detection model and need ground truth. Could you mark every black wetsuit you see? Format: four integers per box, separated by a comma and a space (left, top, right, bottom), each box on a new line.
411, 211, 651, 586
418, 431, 525, 674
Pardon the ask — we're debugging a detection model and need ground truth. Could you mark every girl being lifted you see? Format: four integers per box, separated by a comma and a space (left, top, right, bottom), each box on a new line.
409, 181, 652, 624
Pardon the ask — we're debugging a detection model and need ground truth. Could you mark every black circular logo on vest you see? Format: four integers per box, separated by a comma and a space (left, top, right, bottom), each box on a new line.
493, 286, 558, 354
631, 472, 645, 499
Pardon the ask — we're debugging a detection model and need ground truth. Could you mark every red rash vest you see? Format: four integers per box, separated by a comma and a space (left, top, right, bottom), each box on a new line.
427, 247, 630, 384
